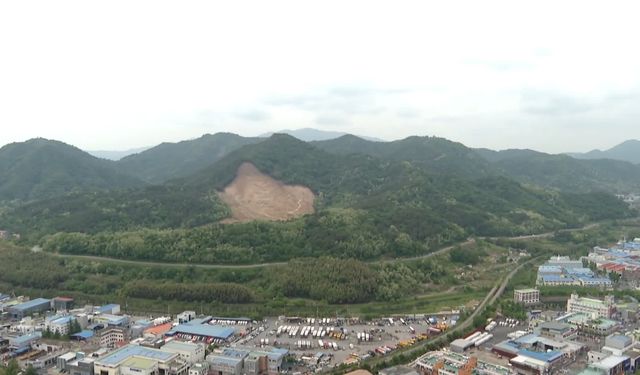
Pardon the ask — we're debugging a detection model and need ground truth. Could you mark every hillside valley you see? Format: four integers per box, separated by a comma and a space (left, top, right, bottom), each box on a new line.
0, 134, 634, 267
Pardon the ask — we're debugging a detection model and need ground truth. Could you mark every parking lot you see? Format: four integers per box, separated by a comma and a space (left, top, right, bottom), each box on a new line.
237, 315, 457, 368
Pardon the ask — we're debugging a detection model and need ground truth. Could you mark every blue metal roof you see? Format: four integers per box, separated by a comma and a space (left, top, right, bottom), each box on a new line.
579, 276, 612, 284
538, 266, 563, 273
210, 356, 243, 366
71, 330, 94, 340
97, 304, 120, 313
167, 324, 234, 340
565, 267, 595, 275
11, 332, 42, 345
541, 275, 575, 282
49, 316, 74, 325
518, 349, 563, 363
10, 298, 50, 311
98, 345, 175, 366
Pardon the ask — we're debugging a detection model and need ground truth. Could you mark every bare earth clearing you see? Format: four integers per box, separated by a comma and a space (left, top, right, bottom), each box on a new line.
218, 162, 315, 223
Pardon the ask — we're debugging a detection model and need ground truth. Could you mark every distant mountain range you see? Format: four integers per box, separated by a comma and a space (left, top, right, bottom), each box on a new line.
0, 138, 142, 201
568, 139, 640, 164
87, 147, 150, 161
260, 128, 384, 142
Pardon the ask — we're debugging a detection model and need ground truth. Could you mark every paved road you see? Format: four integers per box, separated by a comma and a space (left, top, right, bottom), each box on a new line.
48, 222, 602, 270
351, 257, 539, 372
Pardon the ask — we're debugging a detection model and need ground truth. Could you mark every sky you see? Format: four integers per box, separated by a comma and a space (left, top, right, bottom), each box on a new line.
1, 1, 640, 153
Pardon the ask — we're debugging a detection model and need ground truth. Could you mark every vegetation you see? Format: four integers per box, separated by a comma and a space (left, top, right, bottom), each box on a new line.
3, 135, 629, 264
477, 148, 640, 194
117, 133, 261, 184
0, 138, 142, 202
0, 240, 501, 315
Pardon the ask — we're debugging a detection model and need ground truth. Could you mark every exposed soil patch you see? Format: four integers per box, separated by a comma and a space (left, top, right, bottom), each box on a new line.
218, 162, 315, 223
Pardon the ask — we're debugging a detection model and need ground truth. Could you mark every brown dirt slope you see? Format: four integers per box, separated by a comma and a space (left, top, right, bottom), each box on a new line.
218, 162, 315, 223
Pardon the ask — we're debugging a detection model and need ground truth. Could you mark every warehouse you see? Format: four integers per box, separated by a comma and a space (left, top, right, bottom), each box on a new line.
8, 298, 51, 319
93, 344, 187, 375
162, 341, 205, 364
166, 324, 235, 343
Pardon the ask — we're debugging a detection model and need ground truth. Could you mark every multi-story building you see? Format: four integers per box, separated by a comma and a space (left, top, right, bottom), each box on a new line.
93, 344, 188, 375
45, 315, 75, 335
8, 298, 51, 319
161, 341, 205, 365
207, 347, 288, 375
514, 288, 540, 305
567, 293, 615, 319
100, 327, 127, 348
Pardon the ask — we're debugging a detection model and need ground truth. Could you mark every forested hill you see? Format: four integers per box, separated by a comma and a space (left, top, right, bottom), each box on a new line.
312, 135, 497, 179
569, 140, 640, 164
2, 134, 633, 264
117, 132, 262, 184
475, 148, 640, 193
314, 135, 640, 194
0, 138, 143, 202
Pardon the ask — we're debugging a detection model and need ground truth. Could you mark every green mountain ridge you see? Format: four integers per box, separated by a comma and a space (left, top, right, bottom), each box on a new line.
2, 134, 632, 265
117, 132, 262, 184
476, 148, 640, 193
569, 139, 640, 164
0, 138, 144, 202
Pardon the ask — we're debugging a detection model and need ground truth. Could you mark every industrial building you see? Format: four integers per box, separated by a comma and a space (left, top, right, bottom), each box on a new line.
53, 296, 75, 311
8, 332, 42, 355
8, 298, 51, 319
567, 293, 616, 319
93, 344, 188, 375
161, 341, 205, 364
206, 347, 288, 375
100, 327, 127, 348
166, 324, 235, 343
415, 351, 511, 375
45, 315, 76, 335
513, 288, 540, 305
492, 333, 585, 374
536, 257, 613, 287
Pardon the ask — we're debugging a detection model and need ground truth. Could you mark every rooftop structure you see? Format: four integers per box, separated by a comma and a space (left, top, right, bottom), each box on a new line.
514, 288, 540, 305
567, 293, 615, 319
8, 298, 51, 319
167, 324, 235, 342
415, 350, 511, 375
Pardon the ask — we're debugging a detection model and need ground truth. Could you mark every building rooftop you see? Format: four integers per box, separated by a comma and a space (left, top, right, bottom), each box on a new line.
162, 340, 202, 352
9, 298, 50, 311
10, 332, 42, 346
145, 322, 173, 336
594, 355, 630, 370
168, 324, 234, 340
515, 288, 539, 293
97, 345, 176, 366
71, 330, 94, 340
209, 356, 243, 367
97, 304, 120, 313
122, 356, 157, 370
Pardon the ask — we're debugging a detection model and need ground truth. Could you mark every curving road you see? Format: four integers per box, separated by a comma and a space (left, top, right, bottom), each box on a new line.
348, 257, 540, 372
47, 221, 602, 270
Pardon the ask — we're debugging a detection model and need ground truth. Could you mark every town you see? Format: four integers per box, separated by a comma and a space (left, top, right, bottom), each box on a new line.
3, 239, 640, 375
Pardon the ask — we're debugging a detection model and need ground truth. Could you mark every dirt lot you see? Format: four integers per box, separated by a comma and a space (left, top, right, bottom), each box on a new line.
218, 162, 315, 223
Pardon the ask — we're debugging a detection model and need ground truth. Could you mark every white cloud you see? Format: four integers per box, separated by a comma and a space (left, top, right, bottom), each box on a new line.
1, 0, 640, 152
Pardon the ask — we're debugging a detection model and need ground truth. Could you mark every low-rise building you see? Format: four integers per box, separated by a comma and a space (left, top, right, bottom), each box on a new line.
161, 341, 205, 364
99, 327, 127, 348
93, 344, 188, 375
415, 350, 511, 375
45, 315, 76, 335
567, 294, 615, 319
514, 288, 540, 305
8, 298, 51, 319
206, 347, 288, 375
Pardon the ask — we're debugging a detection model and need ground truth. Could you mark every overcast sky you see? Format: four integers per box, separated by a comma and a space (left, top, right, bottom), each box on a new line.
1, 1, 639, 153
